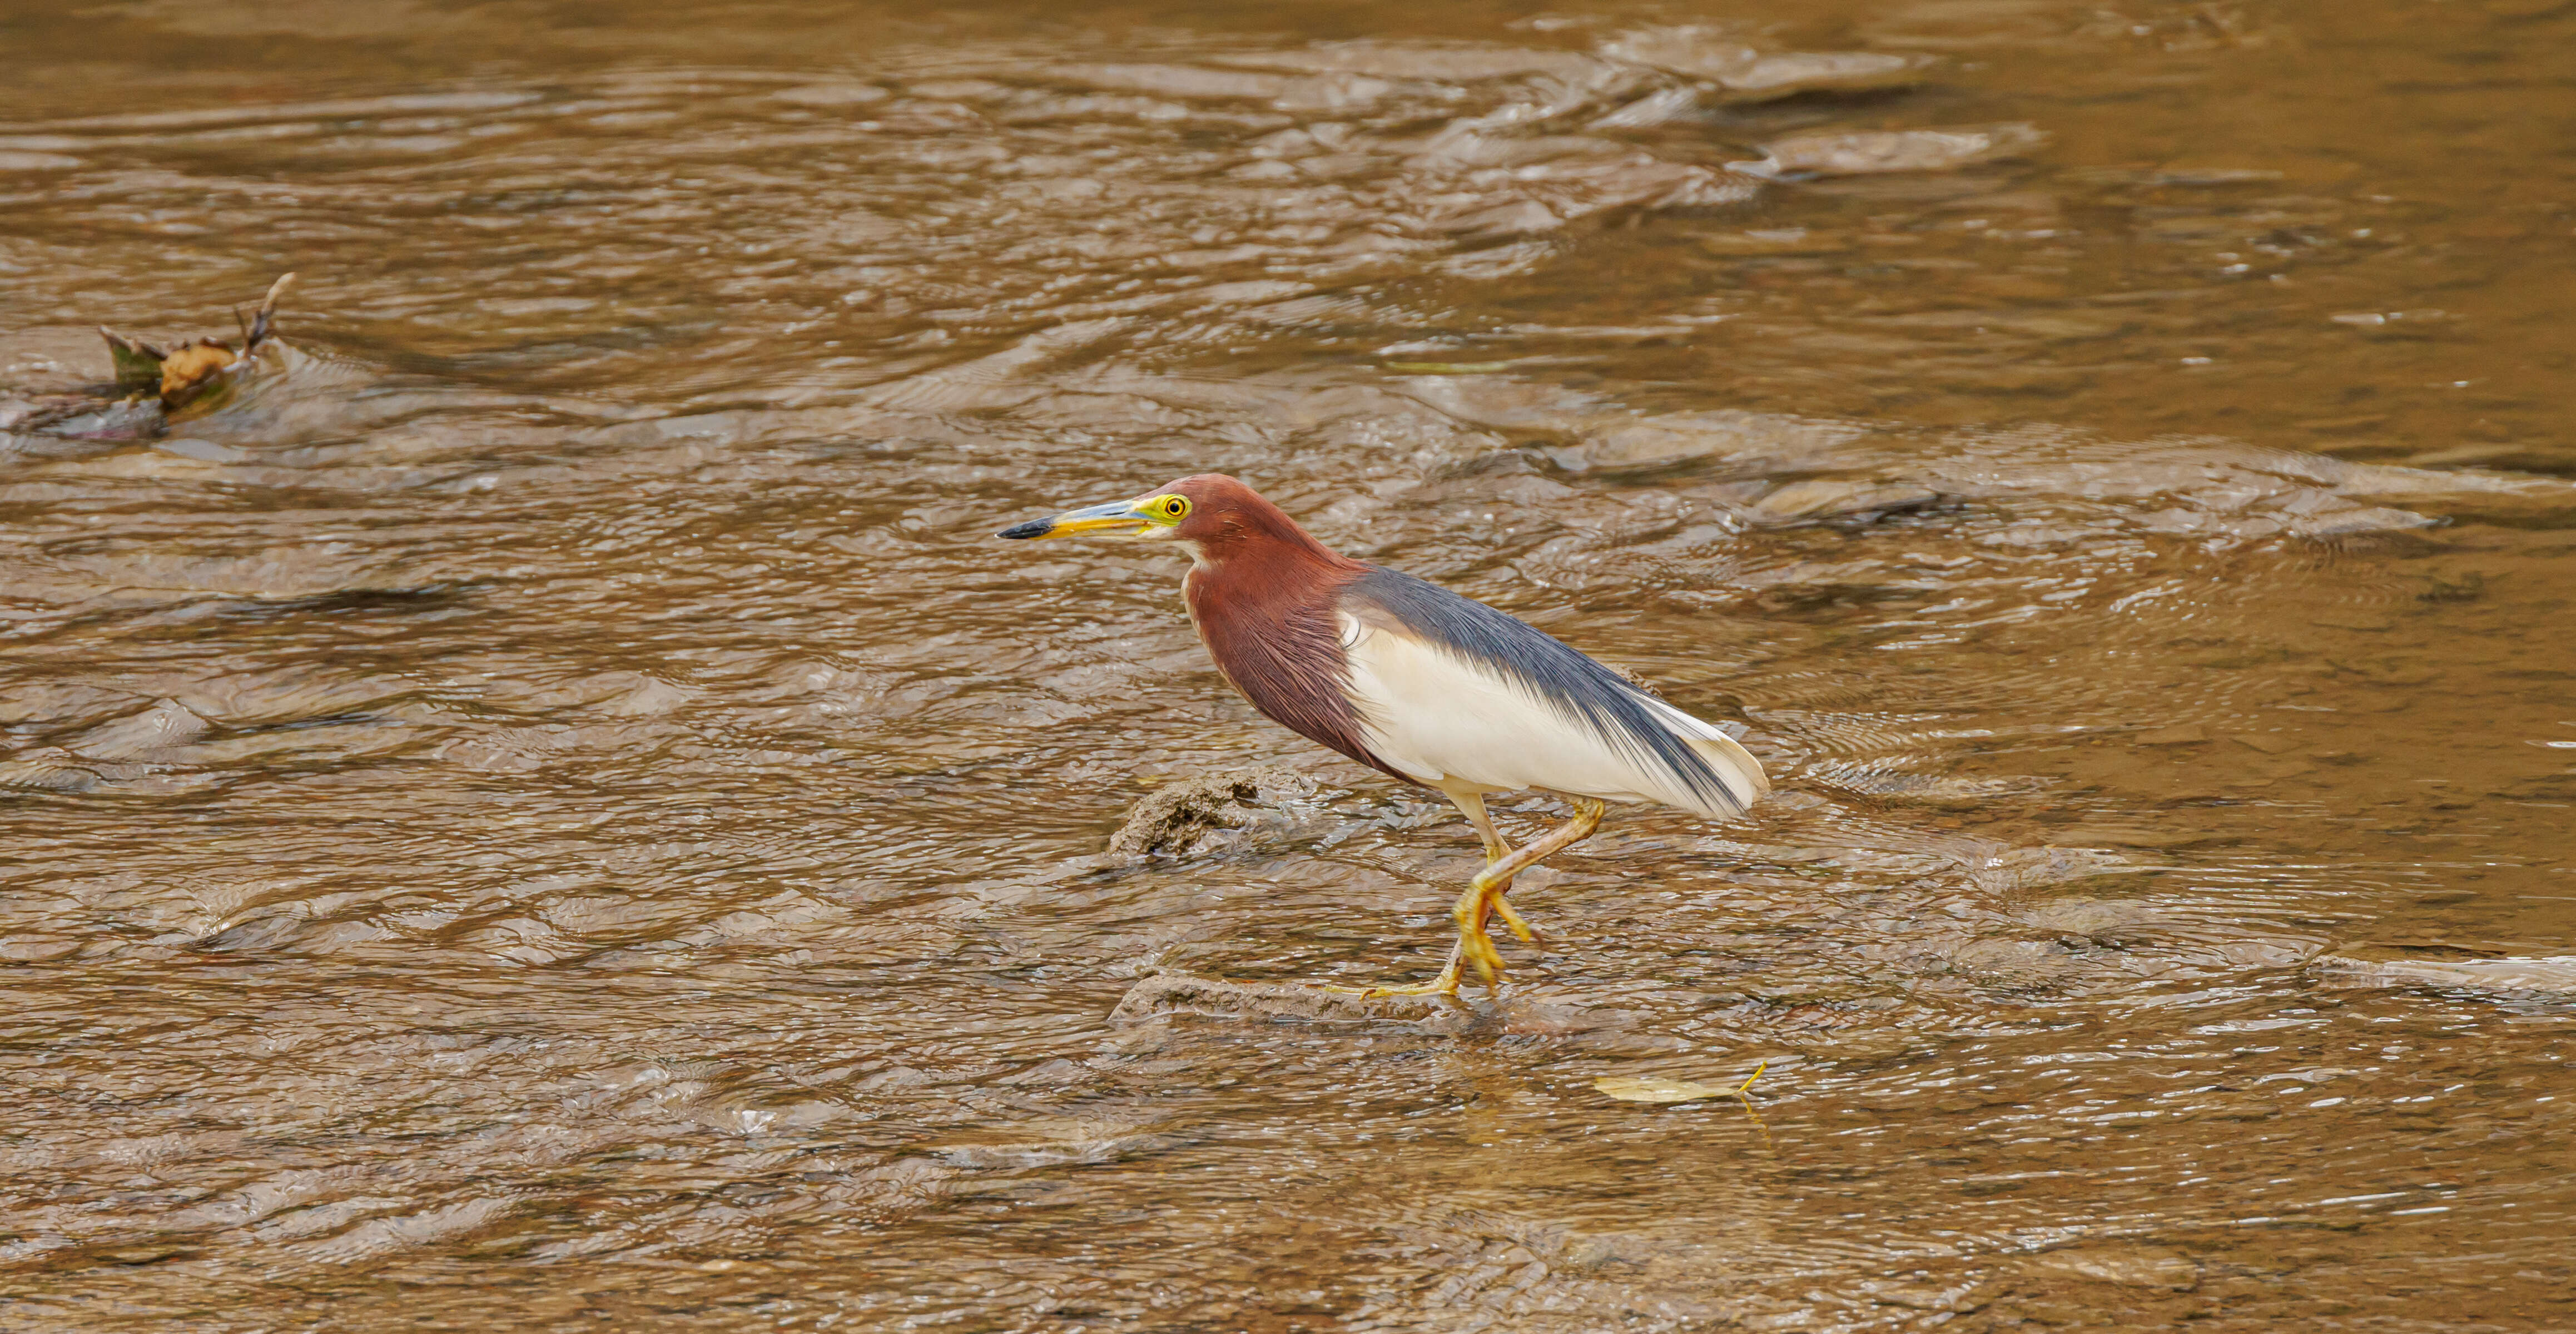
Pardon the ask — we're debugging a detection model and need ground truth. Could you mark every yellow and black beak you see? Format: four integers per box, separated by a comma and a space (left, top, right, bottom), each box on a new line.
995, 498, 1152, 540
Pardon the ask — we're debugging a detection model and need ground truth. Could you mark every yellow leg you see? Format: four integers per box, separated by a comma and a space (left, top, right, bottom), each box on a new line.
1323, 790, 1519, 999
1455, 797, 1605, 990
1445, 790, 1546, 943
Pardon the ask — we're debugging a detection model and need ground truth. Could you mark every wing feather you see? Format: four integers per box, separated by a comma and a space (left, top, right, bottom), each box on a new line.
1334, 570, 1765, 818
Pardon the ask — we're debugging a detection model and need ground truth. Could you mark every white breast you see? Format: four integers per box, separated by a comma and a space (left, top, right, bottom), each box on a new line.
1336, 612, 1767, 817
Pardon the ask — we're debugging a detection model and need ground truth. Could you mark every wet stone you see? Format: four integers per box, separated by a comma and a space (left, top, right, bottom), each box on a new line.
2021, 1244, 2201, 1291
930, 1117, 1182, 1169
1108, 972, 1471, 1030
1600, 27, 1927, 100
1750, 123, 2048, 177
0, 396, 165, 442
1966, 845, 2144, 895
2311, 953, 2576, 996
64, 700, 210, 763
1738, 478, 1944, 524
2016, 899, 2163, 945
1720, 51, 1926, 97
1942, 936, 2087, 987
1856, 1277, 1989, 1313
1104, 766, 1326, 859
0, 748, 107, 792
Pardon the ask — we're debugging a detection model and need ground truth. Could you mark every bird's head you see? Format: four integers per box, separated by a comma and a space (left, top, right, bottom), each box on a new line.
994, 474, 1260, 549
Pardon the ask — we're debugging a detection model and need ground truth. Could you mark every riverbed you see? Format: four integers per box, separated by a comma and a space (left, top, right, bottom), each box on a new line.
2, 1, 2570, 1328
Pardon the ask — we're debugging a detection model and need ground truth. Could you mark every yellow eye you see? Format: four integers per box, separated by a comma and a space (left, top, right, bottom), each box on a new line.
1155, 494, 1190, 522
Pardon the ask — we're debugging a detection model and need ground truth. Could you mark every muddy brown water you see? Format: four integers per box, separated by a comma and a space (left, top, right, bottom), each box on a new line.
3, 1, 2573, 1330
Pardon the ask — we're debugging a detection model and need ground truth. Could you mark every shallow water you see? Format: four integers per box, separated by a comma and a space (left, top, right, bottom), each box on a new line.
2, 1, 2572, 1330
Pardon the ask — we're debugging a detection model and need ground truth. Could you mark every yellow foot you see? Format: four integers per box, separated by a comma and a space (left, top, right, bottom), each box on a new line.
1456, 914, 1508, 987
1456, 885, 1535, 984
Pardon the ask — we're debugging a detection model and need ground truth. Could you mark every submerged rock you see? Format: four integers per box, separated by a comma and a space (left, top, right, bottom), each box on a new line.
1738, 478, 1944, 524
1748, 124, 2047, 177
2312, 953, 2576, 996
66, 698, 212, 762
929, 1117, 1184, 1169
2021, 1245, 2200, 1291
0, 748, 110, 792
1105, 766, 1324, 859
1108, 971, 1470, 1029
0, 395, 166, 441
1600, 28, 1928, 101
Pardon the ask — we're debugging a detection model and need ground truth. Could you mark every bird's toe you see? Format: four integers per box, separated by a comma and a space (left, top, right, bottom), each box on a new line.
1492, 896, 1540, 944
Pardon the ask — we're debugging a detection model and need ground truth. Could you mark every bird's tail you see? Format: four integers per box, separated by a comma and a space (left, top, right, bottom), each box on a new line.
1638, 695, 1770, 819
1685, 730, 1770, 814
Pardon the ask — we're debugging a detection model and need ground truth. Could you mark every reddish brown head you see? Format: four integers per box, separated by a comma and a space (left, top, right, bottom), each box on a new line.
998, 474, 1349, 568
1153, 474, 1358, 570
994, 474, 1403, 781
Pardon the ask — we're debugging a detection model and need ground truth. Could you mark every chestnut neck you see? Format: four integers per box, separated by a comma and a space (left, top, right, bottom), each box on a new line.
1189, 493, 1364, 584
1178, 494, 1391, 781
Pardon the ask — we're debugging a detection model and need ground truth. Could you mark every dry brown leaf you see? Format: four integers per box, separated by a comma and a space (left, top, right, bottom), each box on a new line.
157, 340, 237, 401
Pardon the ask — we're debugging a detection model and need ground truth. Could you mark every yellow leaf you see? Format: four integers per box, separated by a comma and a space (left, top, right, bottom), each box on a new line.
1594, 1075, 1733, 1103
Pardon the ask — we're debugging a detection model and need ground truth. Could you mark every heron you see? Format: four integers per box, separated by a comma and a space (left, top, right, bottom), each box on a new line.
999, 474, 1767, 998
